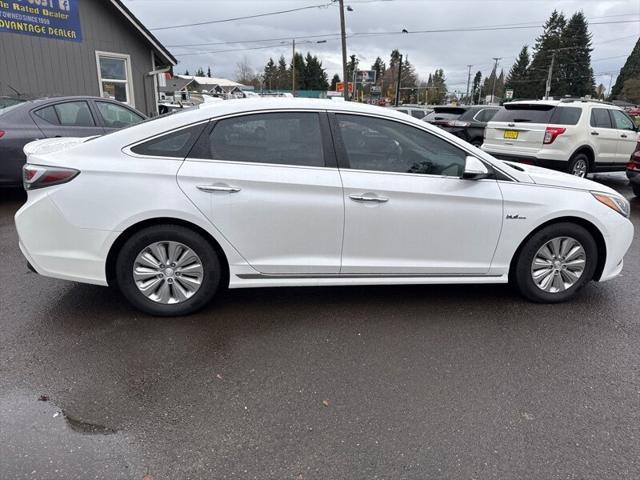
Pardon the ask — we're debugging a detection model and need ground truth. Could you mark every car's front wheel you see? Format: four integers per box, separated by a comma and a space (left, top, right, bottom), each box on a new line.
513, 223, 598, 303
115, 225, 222, 316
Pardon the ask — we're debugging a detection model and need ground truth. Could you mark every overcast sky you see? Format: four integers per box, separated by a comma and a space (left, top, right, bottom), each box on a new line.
124, 0, 640, 94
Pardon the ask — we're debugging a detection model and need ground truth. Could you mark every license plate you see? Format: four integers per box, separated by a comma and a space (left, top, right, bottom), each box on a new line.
504, 130, 519, 140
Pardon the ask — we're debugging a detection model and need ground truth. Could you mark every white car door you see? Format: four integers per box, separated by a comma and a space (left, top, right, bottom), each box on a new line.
331, 113, 503, 275
177, 111, 344, 274
610, 109, 638, 163
589, 107, 619, 165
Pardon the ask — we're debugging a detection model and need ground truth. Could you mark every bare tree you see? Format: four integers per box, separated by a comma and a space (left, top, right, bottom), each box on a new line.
235, 57, 258, 85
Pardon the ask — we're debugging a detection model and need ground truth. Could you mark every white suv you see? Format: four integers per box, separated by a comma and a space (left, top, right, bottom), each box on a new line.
482, 99, 639, 177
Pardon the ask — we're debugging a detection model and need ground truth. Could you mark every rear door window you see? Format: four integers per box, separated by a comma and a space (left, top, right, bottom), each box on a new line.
549, 107, 581, 125
96, 101, 144, 128
54, 101, 95, 126
491, 104, 555, 123
590, 108, 613, 129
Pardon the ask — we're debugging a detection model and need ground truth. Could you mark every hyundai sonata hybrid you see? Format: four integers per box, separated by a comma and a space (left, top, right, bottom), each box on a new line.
15, 99, 633, 316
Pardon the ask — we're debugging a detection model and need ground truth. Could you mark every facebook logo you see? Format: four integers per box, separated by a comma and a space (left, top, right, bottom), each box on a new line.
58, 0, 70, 11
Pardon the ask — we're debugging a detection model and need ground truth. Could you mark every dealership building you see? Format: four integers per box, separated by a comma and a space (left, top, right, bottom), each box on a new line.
0, 0, 176, 116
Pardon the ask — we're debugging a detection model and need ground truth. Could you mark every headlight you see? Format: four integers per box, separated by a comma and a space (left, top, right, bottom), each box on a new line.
591, 191, 630, 218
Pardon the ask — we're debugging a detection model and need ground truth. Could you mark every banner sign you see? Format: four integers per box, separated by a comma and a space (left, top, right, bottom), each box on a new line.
0, 0, 82, 42
336, 82, 354, 93
355, 70, 376, 84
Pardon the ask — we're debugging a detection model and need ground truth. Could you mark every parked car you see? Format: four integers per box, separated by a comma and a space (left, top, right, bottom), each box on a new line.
16, 99, 633, 316
626, 140, 640, 197
482, 99, 638, 177
392, 106, 432, 120
424, 105, 499, 147
0, 96, 146, 187
0, 96, 28, 111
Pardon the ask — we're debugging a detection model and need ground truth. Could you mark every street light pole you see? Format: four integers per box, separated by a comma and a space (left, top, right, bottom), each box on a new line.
490, 57, 501, 105
338, 0, 349, 100
292, 38, 296, 97
465, 64, 472, 104
544, 51, 556, 100
394, 54, 403, 107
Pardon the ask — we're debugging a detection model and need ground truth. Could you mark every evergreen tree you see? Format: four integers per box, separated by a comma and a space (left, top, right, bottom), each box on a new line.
207, 66, 212, 78
184, 69, 190, 76
557, 11, 594, 97
276, 55, 289, 90
371, 57, 386, 84
290, 52, 306, 90
330, 74, 341, 90
302, 53, 329, 90
622, 78, 640, 103
195, 67, 205, 77
471, 71, 482, 103
482, 64, 504, 102
426, 69, 447, 104
506, 46, 530, 99
346, 54, 359, 83
528, 10, 566, 98
611, 37, 640, 98
263, 58, 277, 90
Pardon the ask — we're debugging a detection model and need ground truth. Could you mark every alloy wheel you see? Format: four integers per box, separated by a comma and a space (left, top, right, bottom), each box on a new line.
133, 241, 204, 304
571, 159, 588, 177
530, 236, 586, 293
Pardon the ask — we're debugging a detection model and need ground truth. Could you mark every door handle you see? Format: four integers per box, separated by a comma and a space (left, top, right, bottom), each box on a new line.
196, 184, 241, 193
590, 131, 599, 136
349, 194, 389, 203
621, 134, 628, 138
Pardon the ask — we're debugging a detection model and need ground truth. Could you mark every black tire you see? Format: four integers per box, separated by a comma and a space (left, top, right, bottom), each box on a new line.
470, 138, 483, 148
512, 222, 598, 303
115, 225, 222, 316
568, 152, 590, 178
632, 182, 640, 198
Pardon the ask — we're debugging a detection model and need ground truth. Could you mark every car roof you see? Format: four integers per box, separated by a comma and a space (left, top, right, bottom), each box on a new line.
505, 99, 622, 109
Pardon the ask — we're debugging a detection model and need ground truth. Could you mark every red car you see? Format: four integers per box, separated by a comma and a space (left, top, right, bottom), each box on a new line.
627, 140, 640, 197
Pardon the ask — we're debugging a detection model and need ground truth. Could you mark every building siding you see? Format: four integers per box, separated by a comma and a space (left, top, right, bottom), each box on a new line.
0, 0, 162, 115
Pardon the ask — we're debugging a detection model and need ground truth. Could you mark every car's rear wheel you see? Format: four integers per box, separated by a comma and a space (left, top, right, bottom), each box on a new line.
115, 225, 222, 316
632, 182, 640, 197
568, 152, 590, 178
513, 223, 598, 303
471, 138, 483, 148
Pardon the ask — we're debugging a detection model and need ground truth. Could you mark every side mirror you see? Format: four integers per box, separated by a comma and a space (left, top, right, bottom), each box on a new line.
462, 156, 490, 180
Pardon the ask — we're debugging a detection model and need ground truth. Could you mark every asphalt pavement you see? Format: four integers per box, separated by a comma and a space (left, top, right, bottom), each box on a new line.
1, 174, 639, 480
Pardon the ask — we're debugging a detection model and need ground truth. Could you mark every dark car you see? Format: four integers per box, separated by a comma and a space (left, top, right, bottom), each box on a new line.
0, 96, 146, 187
424, 106, 499, 147
626, 140, 640, 198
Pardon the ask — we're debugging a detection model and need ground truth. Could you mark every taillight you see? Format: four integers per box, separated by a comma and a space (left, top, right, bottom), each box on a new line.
0, 130, 5, 139
543, 126, 566, 144
23, 164, 79, 190
451, 120, 471, 127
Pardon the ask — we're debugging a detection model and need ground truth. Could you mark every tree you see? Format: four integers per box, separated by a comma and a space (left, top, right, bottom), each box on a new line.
622, 78, 640, 103
184, 69, 190, 76
235, 57, 260, 87
346, 54, 359, 83
195, 67, 205, 77
506, 46, 531, 99
371, 57, 386, 84
596, 83, 606, 99
290, 52, 306, 90
611, 37, 640, 99
206, 66, 212, 78
426, 69, 447, 104
263, 58, 277, 90
528, 10, 566, 98
302, 52, 329, 90
276, 55, 289, 90
471, 71, 482, 104
557, 11, 594, 97
482, 65, 504, 103
330, 73, 341, 91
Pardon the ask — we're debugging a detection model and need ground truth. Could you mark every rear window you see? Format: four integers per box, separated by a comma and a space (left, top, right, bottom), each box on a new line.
433, 107, 467, 116
491, 104, 555, 123
549, 107, 581, 125
425, 109, 464, 122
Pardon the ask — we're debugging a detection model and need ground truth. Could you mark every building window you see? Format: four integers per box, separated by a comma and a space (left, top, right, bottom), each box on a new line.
96, 51, 134, 106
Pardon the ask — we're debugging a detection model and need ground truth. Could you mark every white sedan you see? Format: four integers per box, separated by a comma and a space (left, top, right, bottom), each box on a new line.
15, 99, 634, 316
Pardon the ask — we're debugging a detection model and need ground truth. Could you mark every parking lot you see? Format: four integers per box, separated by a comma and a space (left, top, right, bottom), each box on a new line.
1, 173, 639, 479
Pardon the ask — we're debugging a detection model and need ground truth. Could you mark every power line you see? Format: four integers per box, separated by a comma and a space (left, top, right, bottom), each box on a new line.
149, 2, 335, 31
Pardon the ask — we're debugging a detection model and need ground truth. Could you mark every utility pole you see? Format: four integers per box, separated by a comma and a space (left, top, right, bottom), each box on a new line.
394, 54, 403, 107
490, 57, 501, 105
465, 64, 472, 104
544, 51, 555, 100
291, 39, 296, 97
338, 0, 349, 100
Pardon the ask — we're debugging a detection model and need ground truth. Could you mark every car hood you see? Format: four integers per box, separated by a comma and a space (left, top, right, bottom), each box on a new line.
23, 136, 97, 157
501, 161, 619, 195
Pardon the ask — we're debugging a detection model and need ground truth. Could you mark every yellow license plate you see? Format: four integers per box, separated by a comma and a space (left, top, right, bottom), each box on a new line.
504, 130, 519, 140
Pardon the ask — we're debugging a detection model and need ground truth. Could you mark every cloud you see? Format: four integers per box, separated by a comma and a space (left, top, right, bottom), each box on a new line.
124, 0, 639, 91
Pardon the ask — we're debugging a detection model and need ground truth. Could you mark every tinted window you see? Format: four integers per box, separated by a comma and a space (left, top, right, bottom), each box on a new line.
410, 110, 426, 119
96, 102, 144, 128
473, 108, 498, 123
492, 104, 554, 123
336, 114, 466, 177
54, 102, 95, 126
34, 105, 59, 124
425, 111, 462, 123
590, 108, 612, 128
610, 109, 636, 131
131, 124, 206, 158
205, 112, 324, 167
549, 107, 581, 125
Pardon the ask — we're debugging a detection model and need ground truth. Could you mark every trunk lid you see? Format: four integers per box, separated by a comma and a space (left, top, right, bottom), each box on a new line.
23, 136, 98, 158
